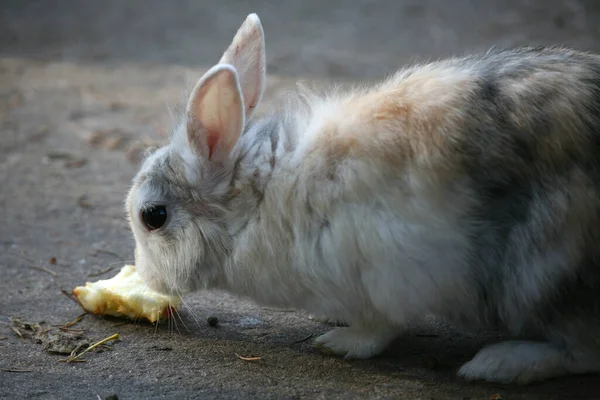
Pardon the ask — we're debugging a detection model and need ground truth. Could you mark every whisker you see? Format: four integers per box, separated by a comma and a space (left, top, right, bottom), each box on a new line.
171, 311, 181, 336
179, 296, 202, 329
101, 259, 135, 268
171, 305, 191, 334
166, 304, 172, 335
166, 312, 170, 335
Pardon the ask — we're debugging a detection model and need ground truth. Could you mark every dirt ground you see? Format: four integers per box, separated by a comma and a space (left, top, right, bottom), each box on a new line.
2, 1, 600, 399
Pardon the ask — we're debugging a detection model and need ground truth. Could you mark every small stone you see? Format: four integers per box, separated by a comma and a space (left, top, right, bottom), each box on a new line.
104, 395, 119, 400
207, 316, 219, 327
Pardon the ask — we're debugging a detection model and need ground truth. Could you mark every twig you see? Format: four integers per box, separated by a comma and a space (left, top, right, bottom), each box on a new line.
58, 327, 88, 333
29, 266, 57, 277
21, 254, 36, 264
88, 266, 115, 278
54, 313, 87, 328
45, 151, 74, 161
61, 333, 120, 363
1, 368, 33, 373
0, 337, 7, 340
69, 343, 88, 357
8, 252, 36, 264
92, 249, 123, 259
60, 289, 82, 306
235, 353, 262, 361
11, 327, 22, 338
292, 333, 316, 344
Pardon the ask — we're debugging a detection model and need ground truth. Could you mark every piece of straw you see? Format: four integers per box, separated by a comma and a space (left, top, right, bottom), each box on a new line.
61, 333, 120, 363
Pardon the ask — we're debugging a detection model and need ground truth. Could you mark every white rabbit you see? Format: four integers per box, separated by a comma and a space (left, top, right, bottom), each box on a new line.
126, 13, 600, 384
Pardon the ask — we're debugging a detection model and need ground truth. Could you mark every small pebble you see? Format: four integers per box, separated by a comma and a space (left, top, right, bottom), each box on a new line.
207, 316, 219, 327
104, 395, 119, 400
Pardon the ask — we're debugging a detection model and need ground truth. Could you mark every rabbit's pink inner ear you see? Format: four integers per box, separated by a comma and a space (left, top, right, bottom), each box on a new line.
219, 13, 266, 117
186, 65, 245, 161
206, 132, 219, 159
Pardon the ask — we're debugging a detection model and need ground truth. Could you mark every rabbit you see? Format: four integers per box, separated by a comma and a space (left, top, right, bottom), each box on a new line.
125, 13, 600, 385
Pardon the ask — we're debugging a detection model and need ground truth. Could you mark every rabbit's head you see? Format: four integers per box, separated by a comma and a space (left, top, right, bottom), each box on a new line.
125, 14, 266, 295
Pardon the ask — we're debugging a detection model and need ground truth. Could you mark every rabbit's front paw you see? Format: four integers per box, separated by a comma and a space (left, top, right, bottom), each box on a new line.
313, 327, 397, 359
458, 340, 596, 384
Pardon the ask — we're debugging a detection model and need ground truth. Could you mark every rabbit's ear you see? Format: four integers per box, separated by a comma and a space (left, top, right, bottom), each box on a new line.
219, 13, 266, 119
185, 64, 245, 160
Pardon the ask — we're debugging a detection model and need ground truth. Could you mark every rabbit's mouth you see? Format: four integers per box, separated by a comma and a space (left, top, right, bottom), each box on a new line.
133, 247, 172, 295
136, 265, 170, 294
134, 248, 199, 296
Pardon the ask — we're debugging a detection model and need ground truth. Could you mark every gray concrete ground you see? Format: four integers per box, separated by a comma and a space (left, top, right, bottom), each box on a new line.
2, 1, 600, 399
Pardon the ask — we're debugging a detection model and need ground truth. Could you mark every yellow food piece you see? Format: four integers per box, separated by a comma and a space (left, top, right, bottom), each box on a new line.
72, 265, 181, 323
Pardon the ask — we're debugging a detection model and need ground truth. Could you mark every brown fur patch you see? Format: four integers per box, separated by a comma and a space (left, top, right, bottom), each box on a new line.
307, 65, 476, 180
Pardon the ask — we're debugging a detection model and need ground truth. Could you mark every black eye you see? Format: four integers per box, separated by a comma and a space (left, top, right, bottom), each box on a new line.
141, 206, 167, 231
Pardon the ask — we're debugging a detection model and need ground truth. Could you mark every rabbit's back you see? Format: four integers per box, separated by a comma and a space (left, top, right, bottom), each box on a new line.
296, 46, 600, 182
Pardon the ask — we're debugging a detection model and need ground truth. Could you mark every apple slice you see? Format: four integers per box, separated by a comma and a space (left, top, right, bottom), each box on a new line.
73, 264, 181, 323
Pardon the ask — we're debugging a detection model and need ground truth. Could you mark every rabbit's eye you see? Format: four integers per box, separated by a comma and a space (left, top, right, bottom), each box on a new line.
141, 206, 167, 231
